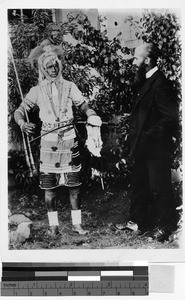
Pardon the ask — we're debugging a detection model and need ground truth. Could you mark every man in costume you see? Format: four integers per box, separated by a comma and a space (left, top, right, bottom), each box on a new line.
14, 41, 102, 236
126, 43, 179, 242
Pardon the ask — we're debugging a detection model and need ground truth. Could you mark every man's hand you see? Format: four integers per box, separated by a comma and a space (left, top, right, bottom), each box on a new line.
21, 122, 36, 135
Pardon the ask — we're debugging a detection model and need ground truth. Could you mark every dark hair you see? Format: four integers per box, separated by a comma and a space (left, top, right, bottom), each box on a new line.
145, 43, 159, 67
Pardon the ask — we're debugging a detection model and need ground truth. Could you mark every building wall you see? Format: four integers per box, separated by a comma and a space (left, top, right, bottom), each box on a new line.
55, 8, 100, 29
99, 9, 142, 48
55, 8, 142, 48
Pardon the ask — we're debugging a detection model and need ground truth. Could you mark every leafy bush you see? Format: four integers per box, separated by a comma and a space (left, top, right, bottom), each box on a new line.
8, 59, 38, 143
58, 10, 182, 184
127, 9, 182, 170
134, 10, 181, 93
8, 149, 39, 189
8, 9, 181, 188
9, 9, 53, 59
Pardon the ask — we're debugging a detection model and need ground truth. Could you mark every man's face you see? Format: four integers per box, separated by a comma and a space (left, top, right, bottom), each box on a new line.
132, 46, 145, 68
133, 47, 148, 86
46, 61, 59, 78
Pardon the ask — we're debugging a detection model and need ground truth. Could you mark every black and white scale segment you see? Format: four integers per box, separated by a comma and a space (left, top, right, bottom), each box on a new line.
1, 262, 149, 296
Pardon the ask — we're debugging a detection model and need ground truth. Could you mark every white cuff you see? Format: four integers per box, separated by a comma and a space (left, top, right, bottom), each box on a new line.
47, 211, 59, 226
87, 115, 102, 127
20, 123, 25, 131
71, 209, 81, 225
18, 119, 25, 126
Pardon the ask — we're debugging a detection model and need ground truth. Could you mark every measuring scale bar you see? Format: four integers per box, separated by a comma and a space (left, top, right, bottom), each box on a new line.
1, 264, 149, 296
1, 280, 148, 296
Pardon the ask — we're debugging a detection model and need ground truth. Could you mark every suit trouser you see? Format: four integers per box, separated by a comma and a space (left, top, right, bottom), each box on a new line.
130, 157, 177, 231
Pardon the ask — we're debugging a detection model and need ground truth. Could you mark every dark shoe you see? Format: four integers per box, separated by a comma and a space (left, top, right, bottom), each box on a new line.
137, 228, 151, 237
116, 221, 151, 237
114, 221, 138, 231
125, 221, 139, 231
151, 228, 172, 242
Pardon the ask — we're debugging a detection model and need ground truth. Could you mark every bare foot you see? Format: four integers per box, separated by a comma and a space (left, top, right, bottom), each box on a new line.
72, 224, 89, 235
47, 225, 59, 236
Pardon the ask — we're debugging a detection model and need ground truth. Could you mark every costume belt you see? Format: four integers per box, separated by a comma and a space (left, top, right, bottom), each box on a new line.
41, 119, 74, 134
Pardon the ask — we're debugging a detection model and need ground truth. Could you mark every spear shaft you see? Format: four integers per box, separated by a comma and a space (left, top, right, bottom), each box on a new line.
9, 36, 36, 176
30, 121, 116, 143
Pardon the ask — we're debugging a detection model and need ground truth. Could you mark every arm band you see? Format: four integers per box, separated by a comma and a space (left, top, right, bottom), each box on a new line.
79, 102, 97, 117
14, 105, 26, 125
20, 122, 25, 131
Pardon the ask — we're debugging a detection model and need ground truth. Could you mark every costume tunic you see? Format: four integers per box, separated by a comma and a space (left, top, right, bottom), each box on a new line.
19, 77, 86, 189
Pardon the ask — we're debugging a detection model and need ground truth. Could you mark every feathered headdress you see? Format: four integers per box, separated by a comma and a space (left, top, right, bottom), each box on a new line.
28, 39, 63, 70
29, 39, 63, 83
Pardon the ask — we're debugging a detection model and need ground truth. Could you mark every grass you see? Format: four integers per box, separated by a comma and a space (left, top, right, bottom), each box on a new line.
8, 179, 182, 250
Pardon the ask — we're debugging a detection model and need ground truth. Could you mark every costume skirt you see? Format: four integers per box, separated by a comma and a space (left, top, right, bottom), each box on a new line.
39, 126, 81, 189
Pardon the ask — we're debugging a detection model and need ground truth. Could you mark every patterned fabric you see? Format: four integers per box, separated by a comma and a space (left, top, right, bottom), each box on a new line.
23, 52, 85, 188
40, 170, 82, 189
14, 50, 96, 189
24, 78, 84, 124
40, 130, 80, 173
39, 130, 81, 189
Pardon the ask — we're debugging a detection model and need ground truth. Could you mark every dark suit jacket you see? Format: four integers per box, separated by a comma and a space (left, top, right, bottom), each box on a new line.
129, 70, 179, 158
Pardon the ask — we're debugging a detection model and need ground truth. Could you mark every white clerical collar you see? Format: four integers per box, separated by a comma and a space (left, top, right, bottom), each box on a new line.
146, 66, 158, 79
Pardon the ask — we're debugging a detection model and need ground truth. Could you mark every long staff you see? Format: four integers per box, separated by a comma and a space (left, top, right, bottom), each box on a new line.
30, 121, 117, 143
8, 37, 36, 177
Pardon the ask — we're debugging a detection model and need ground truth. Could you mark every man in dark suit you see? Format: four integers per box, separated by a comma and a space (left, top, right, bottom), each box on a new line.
126, 43, 179, 242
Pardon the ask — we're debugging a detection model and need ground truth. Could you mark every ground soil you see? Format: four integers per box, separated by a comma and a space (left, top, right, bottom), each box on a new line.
8, 179, 181, 250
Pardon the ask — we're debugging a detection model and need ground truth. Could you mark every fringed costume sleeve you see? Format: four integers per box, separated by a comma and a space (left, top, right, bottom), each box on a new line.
69, 82, 97, 118
14, 87, 38, 126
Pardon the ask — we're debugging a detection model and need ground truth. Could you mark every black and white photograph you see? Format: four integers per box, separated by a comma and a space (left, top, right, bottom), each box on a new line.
1, 4, 184, 258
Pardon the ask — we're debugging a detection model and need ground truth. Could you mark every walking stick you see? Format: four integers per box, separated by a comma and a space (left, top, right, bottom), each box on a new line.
8, 36, 36, 177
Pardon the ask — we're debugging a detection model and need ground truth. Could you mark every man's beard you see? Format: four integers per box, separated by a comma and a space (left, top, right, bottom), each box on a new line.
133, 62, 147, 90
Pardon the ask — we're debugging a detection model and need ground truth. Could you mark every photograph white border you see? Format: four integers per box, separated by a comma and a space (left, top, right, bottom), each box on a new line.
1, 0, 185, 264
